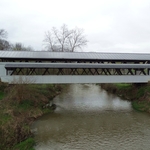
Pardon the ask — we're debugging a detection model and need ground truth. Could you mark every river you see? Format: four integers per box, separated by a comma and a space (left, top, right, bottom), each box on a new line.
31, 84, 150, 150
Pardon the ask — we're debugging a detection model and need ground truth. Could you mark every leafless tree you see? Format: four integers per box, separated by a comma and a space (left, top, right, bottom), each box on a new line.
0, 29, 10, 50
44, 31, 57, 52
11, 43, 33, 51
44, 24, 88, 52
68, 28, 87, 52
0, 29, 7, 39
0, 29, 33, 51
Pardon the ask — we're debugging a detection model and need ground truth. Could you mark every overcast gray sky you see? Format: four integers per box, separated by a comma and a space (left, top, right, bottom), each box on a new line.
0, 0, 150, 53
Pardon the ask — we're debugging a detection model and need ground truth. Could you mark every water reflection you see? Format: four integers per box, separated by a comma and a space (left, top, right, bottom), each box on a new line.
54, 84, 131, 113
32, 84, 150, 150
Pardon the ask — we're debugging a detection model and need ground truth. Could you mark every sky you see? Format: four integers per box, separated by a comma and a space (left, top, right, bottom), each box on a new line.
0, 0, 150, 53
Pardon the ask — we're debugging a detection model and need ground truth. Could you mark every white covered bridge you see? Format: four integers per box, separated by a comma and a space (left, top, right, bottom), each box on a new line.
0, 50, 150, 84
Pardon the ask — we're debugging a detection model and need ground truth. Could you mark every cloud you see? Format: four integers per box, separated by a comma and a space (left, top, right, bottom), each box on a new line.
0, 0, 150, 52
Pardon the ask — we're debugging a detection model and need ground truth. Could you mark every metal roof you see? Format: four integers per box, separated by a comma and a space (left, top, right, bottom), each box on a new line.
1, 50, 150, 61
5, 63, 150, 69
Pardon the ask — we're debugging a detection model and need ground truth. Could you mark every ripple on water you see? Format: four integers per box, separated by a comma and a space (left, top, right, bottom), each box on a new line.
33, 84, 150, 150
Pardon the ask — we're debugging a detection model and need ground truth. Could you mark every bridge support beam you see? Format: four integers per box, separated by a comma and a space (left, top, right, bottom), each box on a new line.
1, 75, 150, 84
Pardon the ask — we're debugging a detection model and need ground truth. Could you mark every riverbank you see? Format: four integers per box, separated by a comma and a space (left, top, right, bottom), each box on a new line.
0, 80, 63, 150
100, 83, 150, 113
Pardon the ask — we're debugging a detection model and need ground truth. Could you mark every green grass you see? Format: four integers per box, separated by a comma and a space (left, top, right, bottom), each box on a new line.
29, 84, 57, 100
114, 83, 132, 89
18, 100, 34, 110
42, 107, 53, 114
13, 138, 35, 150
136, 85, 150, 98
132, 101, 150, 112
0, 91, 5, 100
0, 114, 12, 125
136, 87, 145, 98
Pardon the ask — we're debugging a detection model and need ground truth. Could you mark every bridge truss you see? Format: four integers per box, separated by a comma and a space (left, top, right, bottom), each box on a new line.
5, 63, 150, 76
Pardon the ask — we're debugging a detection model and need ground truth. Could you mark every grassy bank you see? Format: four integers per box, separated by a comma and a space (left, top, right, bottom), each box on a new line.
101, 83, 150, 113
0, 81, 63, 150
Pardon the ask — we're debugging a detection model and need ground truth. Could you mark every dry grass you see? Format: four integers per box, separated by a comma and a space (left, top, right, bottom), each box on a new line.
0, 81, 63, 149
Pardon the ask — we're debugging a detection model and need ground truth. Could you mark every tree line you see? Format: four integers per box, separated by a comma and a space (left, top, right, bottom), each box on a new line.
0, 24, 88, 52
0, 29, 33, 51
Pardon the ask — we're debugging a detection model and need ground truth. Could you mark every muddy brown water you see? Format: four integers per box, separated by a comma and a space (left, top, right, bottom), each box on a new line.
31, 84, 150, 150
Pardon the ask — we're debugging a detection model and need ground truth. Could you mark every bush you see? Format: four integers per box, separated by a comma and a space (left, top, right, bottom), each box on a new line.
0, 78, 63, 149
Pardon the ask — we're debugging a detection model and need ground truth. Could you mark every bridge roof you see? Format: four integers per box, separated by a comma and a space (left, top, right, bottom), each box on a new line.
0, 50, 150, 62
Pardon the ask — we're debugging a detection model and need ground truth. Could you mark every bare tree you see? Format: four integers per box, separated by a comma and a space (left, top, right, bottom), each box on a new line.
68, 28, 88, 52
0, 29, 10, 50
44, 24, 88, 52
11, 43, 33, 51
44, 31, 57, 52
0, 29, 33, 51
0, 29, 7, 39
0, 40, 10, 50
